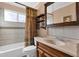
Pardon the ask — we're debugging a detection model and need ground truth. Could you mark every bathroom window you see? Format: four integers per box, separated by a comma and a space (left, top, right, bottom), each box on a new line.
4, 10, 17, 22
4, 9, 25, 23
18, 13, 25, 22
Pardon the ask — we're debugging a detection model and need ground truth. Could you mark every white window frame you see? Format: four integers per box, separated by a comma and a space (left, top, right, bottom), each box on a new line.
18, 13, 26, 23
4, 9, 18, 22
4, 9, 25, 23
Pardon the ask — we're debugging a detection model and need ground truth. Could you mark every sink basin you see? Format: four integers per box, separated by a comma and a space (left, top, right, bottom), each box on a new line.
34, 36, 66, 46
44, 39, 65, 46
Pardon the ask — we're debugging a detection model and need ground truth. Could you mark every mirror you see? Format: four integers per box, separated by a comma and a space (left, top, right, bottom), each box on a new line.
47, 2, 76, 25
47, 13, 53, 25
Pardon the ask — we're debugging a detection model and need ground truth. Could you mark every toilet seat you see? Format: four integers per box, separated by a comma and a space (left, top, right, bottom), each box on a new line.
23, 45, 36, 57
23, 45, 36, 52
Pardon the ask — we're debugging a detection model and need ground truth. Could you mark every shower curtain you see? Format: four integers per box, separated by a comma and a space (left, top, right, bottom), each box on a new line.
25, 7, 37, 46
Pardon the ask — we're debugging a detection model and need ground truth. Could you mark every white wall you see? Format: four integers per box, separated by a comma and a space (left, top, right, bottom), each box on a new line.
36, 2, 45, 16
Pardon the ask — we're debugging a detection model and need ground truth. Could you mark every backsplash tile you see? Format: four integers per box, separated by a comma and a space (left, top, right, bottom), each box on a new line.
0, 21, 25, 46
48, 26, 79, 40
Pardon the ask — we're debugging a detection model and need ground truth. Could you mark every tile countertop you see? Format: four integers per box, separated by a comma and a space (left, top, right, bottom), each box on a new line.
34, 37, 79, 57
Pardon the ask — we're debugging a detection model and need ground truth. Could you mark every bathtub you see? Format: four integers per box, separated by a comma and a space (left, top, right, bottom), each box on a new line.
0, 42, 24, 57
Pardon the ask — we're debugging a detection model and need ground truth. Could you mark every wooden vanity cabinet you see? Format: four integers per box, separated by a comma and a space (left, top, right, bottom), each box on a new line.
36, 42, 72, 57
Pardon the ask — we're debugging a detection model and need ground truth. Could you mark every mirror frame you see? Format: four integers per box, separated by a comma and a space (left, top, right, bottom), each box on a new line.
44, 2, 54, 29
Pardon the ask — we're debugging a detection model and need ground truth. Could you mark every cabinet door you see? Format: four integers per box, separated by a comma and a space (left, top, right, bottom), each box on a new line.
37, 48, 44, 57
43, 53, 52, 57
37, 48, 52, 57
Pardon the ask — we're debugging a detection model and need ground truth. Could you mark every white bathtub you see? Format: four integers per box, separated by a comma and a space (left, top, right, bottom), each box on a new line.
0, 42, 24, 57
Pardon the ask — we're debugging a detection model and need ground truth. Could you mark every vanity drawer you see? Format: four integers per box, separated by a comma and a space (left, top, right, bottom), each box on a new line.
37, 42, 72, 57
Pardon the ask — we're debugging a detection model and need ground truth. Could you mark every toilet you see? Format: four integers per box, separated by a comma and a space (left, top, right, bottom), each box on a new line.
23, 45, 36, 57
23, 28, 47, 57
23, 38, 37, 57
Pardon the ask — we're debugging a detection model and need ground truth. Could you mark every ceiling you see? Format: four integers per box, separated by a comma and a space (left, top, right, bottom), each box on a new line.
6, 2, 40, 9
18, 2, 40, 9
6, 2, 47, 10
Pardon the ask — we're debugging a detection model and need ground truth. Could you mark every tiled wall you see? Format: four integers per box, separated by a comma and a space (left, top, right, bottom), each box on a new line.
0, 8, 25, 46
0, 28, 24, 46
48, 26, 79, 40
0, 22, 25, 46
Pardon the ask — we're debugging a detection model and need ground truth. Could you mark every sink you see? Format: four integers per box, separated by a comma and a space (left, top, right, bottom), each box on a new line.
44, 39, 54, 44
42, 36, 66, 46
44, 39, 65, 46
34, 36, 65, 46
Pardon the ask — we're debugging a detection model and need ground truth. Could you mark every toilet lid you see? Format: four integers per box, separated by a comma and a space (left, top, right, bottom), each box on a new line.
23, 45, 36, 52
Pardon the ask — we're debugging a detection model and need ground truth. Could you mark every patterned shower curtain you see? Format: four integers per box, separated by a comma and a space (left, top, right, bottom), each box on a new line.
25, 7, 37, 46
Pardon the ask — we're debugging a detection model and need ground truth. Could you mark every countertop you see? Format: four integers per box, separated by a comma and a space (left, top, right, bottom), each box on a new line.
34, 37, 79, 57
